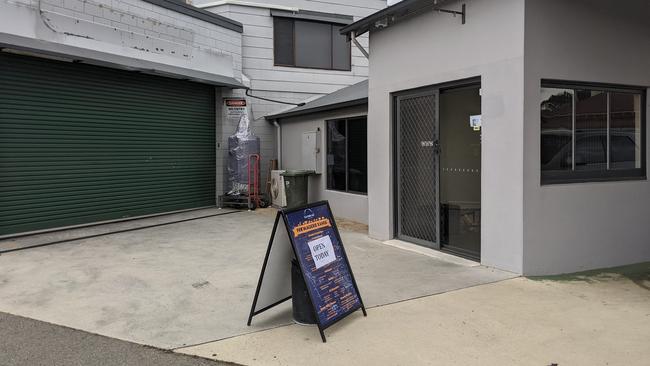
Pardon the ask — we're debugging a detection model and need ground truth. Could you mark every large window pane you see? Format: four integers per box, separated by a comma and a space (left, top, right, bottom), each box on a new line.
327, 120, 346, 191
574, 90, 607, 171
273, 18, 351, 71
541, 88, 574, 172
295, 21, 332, 69
273, 18, 294, 66
332, 25, 351, 71
347, 118, 367, 193
610, 93, 642, 169
541, 82, 645, 184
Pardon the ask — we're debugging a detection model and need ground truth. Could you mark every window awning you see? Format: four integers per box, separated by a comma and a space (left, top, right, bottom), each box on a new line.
271, 9, 353, 25
341, 0, 453, 36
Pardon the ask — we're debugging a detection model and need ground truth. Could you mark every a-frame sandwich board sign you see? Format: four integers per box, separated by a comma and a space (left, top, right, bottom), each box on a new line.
247, 201, 367, 342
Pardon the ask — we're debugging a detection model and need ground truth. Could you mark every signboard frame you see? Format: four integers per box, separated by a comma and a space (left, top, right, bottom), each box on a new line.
247, 201, 367, 342
246, 212, 293, 324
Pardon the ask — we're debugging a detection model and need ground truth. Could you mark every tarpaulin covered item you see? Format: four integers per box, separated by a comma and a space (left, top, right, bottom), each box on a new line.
227, 113, 260, 195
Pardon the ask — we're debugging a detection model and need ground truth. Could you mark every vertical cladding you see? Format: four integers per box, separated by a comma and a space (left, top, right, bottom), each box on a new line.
0, 52, 216, 236
1, 0, 246, 232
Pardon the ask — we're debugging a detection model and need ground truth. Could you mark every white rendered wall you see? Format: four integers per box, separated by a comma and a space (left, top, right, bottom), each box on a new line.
0, 0, 242, 81
279, 105, 369, 224
367, 0, 526, 273
522, 0, 650, 275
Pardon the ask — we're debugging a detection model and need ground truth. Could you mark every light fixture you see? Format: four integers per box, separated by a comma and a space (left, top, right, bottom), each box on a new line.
375, 17, 389, 28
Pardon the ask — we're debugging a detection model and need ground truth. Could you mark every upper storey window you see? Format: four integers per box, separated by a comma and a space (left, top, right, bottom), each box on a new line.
273, 17, 351, 71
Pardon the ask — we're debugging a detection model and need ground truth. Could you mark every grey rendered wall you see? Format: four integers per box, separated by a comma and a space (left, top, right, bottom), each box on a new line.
279, 105, 369, 224
201, 1, 385, 191
522, 0, 650, 275
367, 0, 526, 273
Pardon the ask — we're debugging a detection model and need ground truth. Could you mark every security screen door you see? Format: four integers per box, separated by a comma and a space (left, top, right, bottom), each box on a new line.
395, 89, 440, 248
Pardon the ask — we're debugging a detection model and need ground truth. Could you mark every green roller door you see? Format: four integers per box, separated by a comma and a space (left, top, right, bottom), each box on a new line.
0, 52, 216, 236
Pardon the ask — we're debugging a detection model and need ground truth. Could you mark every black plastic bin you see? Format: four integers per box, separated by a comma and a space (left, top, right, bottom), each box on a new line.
291, 259, 316, 325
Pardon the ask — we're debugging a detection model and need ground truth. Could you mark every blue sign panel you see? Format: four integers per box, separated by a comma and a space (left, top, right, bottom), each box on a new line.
283, 202, 363, 329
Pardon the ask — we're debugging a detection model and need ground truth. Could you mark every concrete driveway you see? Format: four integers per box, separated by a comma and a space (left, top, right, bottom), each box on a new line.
0, 208, 516, 349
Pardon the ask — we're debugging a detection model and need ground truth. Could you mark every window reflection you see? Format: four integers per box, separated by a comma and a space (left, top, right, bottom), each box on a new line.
327, 120, 346, 191
575, 90, 607, 171
541, 88, 573, 172
347, 121, 367, 193
540, 82, 645, 184
327, 118, 368, 194
610, 93, 642, 170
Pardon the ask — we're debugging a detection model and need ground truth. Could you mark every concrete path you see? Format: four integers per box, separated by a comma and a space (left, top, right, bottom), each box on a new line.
0, 209, 515, 349
178, 263, 650, 366
0, 311, 235, 366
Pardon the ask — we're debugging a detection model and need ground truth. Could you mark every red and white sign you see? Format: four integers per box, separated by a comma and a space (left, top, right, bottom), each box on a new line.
225, 99, 246, 107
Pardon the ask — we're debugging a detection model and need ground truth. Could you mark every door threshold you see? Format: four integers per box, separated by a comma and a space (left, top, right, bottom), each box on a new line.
440, 245, 481, 262
383, 239, 480, 267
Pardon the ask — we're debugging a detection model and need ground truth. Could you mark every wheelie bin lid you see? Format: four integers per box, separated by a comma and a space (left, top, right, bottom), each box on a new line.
281, 170, 315, 177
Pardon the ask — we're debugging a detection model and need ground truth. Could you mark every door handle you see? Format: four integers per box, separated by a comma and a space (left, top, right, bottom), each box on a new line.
433, 140, 441, 155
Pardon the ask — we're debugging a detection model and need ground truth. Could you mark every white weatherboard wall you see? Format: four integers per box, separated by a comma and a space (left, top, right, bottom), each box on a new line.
522, 0, 650, 275
198, 0, 383, 98
367, 0, 526, 273
279, 105, 369, 224
199, 0, 385, 188
0, 0, 242, 81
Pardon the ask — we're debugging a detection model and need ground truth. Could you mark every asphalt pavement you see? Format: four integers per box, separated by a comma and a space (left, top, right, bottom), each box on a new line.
0, 312, 238, 366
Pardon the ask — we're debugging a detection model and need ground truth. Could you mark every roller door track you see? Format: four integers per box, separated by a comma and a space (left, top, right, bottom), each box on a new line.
0, 52, 217, 236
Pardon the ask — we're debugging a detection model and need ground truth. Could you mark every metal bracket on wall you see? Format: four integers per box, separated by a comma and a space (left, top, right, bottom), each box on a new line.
436, 3, 466, 25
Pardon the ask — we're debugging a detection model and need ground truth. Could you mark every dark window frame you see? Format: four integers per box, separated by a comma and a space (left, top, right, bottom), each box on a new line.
326, 116, 368, 195
273, 17, 352, 72
541, 79, 647, 185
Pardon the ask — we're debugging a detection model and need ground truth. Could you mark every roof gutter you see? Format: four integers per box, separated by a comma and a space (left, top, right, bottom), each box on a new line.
341, 0, 465, 37
196, 0, 299, 12
265, 97, 368, 121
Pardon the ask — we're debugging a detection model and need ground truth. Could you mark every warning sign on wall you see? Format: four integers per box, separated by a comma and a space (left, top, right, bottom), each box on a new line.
224, 99, 248, 126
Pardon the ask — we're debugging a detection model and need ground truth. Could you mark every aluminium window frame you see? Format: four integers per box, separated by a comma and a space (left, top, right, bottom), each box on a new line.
325, 115, 368, 195
541, 79, 647, 185
272, 17, 352, 72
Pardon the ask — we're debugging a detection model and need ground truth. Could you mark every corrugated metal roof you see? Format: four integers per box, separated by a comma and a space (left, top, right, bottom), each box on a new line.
265, 80, 368, 120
